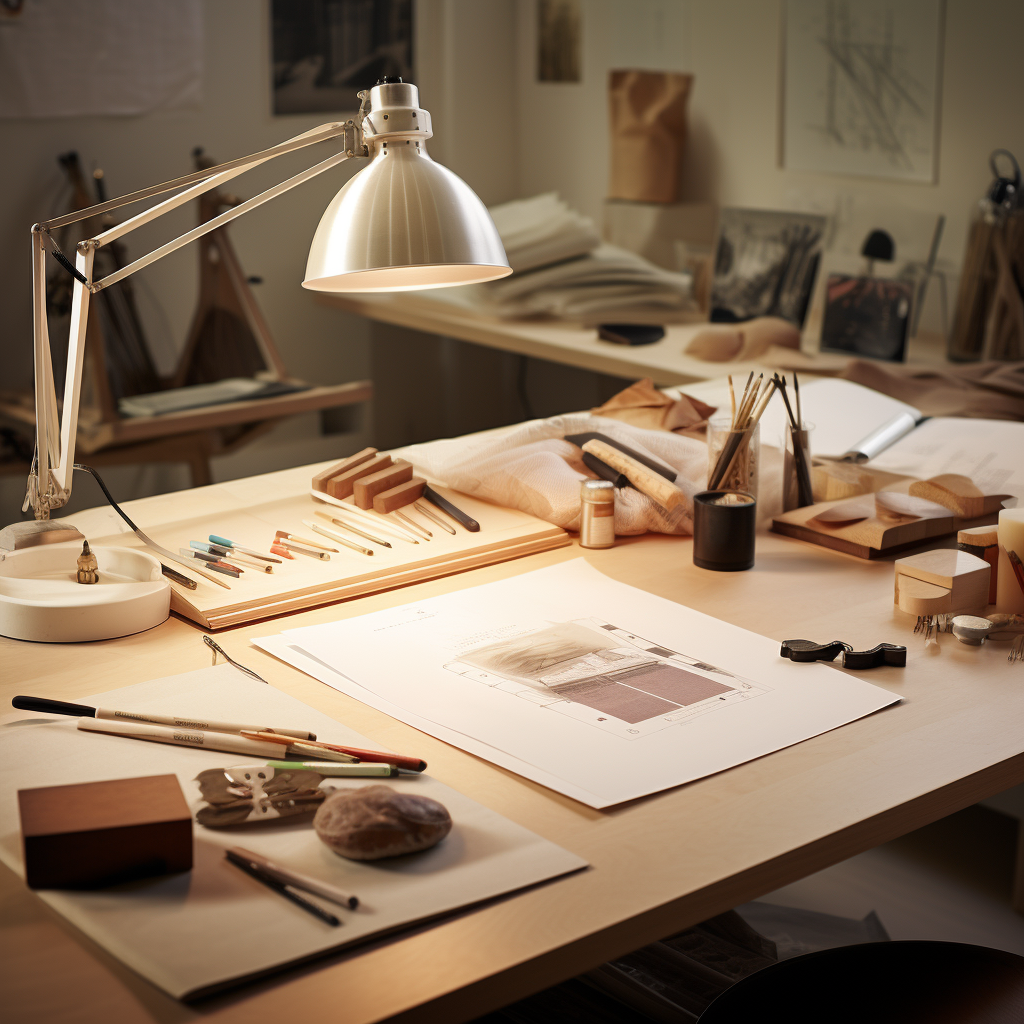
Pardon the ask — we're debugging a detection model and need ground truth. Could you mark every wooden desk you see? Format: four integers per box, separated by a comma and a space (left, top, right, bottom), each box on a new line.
2, 467, 1023, 1023
317, 290, 948, 389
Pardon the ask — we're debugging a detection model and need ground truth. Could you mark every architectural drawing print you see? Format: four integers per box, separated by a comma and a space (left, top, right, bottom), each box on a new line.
444, 619, 769, 740
784, 0, 943, 182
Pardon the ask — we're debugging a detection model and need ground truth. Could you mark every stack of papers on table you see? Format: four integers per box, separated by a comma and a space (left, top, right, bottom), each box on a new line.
421, 193, 697, 324
255, 561, 900, 809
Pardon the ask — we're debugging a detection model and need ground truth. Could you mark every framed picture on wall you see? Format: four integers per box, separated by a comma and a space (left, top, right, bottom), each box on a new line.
783, 0, 944, 182
710, 208, 827, 327
271, 0, 413, 115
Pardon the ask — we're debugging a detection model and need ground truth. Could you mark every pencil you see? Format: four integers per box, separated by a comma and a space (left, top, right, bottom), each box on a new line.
276, 530, 337, 552
229, 845, 358, 909
413, 501, 457, 535
276, 539, 330, 560
314, 510, 392, 547
226, 850, 340, 926
393, 510, 432, 539
242, 731, 426, 772
302, 519, 373, 556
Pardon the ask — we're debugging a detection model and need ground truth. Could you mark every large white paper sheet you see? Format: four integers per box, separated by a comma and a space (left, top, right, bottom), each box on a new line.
266, 561, 900, 808
0, 667, 586, 1000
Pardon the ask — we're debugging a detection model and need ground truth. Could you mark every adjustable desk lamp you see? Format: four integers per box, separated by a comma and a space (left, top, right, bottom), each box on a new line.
0, 79, 511, 642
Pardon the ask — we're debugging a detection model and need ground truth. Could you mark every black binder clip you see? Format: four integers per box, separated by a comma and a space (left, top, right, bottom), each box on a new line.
780, 639, 851, 663
840, 644, 907, 670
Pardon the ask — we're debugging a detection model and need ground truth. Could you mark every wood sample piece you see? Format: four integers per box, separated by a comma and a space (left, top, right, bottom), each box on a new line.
373, 477, 425, 513
312, 448, 378, 493
910, 474, 985, 517
353, 460, 414, 510
894, 549, 991, 617
773, 479, 1010, 560
325, 454, 393, 500
811, 461, 873, 502
18, 774, 192, 889
581, 439, 684, 511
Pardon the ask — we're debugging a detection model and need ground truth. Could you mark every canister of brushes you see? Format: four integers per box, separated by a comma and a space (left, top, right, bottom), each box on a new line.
579, 479, 616, 549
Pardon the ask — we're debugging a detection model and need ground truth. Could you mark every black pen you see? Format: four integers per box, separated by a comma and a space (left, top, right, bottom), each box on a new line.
226, 850, 340, 926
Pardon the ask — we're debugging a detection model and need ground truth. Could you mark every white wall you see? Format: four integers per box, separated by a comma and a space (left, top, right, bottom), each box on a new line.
4, 0, 1022, 523
515, 0, 1024, 278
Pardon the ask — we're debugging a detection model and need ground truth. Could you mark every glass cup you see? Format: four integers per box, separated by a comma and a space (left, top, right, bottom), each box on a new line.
707, 415, 760, 499
783, 422, 815, 511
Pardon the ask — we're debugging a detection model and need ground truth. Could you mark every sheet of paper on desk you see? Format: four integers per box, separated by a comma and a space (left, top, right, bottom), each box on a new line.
257, 560, 900, 809
869, 417, 1024, 502
0, 666, 586, 1001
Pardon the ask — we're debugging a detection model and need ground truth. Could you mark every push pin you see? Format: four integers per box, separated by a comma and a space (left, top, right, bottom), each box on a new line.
76, 540, 98, 584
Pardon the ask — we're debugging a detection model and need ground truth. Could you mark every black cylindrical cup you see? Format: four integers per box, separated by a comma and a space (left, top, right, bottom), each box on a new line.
693, 490, 756, 571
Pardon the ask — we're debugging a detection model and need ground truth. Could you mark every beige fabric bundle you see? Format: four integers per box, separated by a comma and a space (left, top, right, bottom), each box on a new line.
408, 414, 782, 536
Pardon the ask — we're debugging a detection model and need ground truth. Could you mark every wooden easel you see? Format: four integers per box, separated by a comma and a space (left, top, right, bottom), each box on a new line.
0, 150, 371, 488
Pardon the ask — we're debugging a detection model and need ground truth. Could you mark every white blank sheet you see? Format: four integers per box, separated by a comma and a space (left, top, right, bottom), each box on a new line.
258, 561, 901, 809
0, 667, 586, 1000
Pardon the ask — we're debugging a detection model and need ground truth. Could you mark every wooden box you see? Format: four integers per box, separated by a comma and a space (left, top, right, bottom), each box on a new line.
18, 774, 192, 889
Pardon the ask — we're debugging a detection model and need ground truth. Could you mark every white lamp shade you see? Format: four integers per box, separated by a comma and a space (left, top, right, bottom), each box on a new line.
303, 143, 511, 292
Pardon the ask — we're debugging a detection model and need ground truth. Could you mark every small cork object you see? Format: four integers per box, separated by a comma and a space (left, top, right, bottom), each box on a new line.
325, 454, 393, 500
373, 477, 425, 513
353, 460, 414, 510
312, 448, 378, 494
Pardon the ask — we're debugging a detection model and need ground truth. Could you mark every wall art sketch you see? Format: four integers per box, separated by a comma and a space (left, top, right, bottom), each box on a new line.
272, 0, 413, 115
783, 0, 944, 182
710, 208, 827, 326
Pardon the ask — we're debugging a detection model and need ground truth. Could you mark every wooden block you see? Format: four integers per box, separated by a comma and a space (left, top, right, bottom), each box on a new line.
894, 548, 991, 615
373, 477, 425, 513
582, 439, 683, 511
18, 774, 192, 889
895, 574, 951, 617
353, 460, 414, 509
325, 454, 392, 500
312, 448, 377, 493
811, 462, 873, 502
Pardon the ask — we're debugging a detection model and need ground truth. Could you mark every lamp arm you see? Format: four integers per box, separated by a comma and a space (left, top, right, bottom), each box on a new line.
26, 120, 365, 520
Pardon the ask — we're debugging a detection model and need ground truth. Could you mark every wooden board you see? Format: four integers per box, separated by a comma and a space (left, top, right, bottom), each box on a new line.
63, 462, 569, 630
771, 478, 1009, 559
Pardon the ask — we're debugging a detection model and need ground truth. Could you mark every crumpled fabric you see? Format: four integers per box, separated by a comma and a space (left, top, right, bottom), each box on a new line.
405, 413, 783, 535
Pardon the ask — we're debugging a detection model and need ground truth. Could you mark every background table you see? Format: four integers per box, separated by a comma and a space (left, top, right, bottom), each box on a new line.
2, 462, 1022, 1023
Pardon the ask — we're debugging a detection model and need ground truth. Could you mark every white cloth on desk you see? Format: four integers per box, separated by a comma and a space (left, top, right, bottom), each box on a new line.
407, 414, 783, 535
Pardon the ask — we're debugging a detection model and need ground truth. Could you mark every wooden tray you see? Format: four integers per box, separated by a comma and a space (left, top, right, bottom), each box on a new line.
69, 463, 569, 629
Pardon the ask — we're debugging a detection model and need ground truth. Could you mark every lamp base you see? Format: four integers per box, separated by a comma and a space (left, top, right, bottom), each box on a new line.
0, 542, 170, 643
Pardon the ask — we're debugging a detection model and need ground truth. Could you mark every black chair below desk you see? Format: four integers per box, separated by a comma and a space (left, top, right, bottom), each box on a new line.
698, 941, 1024, 1024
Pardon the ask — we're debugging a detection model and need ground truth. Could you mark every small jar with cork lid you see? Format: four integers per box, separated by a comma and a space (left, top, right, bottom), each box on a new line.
579, 479, 616, 548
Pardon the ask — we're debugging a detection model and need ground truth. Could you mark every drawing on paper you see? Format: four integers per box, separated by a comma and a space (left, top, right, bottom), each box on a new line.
783, 0, 943, 182
444, 619, 769, 739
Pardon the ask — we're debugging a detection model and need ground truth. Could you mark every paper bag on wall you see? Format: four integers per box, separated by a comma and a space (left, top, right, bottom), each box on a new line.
608, 70, 693, 204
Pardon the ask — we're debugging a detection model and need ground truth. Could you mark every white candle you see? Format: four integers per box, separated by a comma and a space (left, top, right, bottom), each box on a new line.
996, 508, 1024, 613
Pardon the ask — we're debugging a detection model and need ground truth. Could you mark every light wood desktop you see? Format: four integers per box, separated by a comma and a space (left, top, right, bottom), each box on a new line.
2, 458, 1023, 1023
